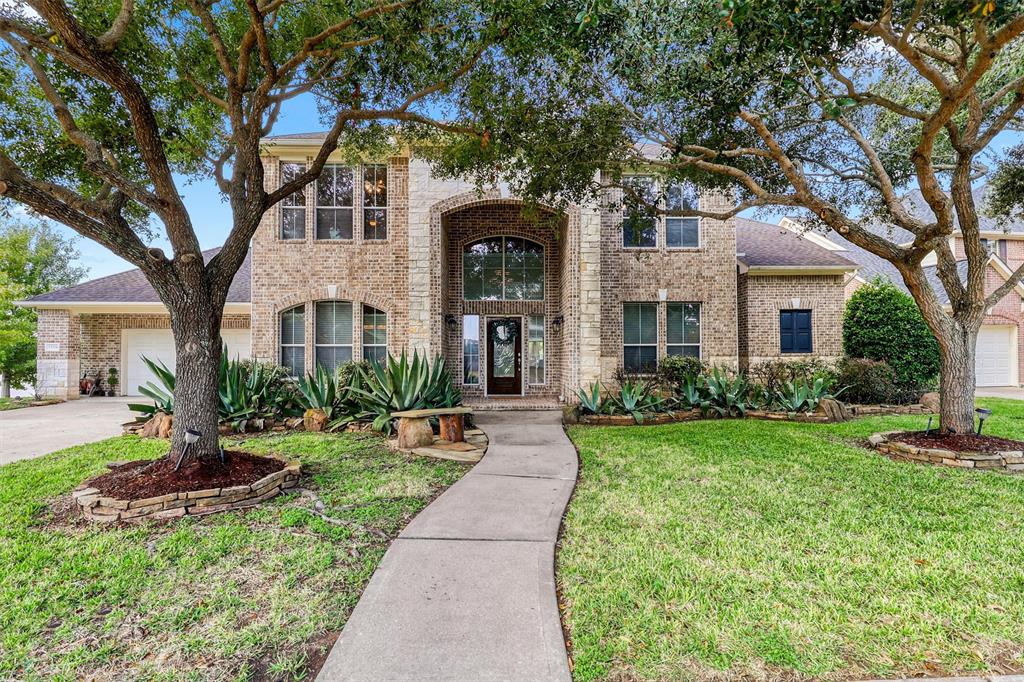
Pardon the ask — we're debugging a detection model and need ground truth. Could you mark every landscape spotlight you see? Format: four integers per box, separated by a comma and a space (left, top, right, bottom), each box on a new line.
975, 408, 993, 435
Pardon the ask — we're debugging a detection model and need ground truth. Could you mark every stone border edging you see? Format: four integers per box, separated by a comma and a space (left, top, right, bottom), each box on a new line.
576, 402, 930, 426
72, 457, 301, 522
869, 431, 1024, 472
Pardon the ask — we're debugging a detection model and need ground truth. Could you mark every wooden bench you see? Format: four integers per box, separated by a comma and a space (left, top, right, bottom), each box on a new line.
392, 407, 473, 449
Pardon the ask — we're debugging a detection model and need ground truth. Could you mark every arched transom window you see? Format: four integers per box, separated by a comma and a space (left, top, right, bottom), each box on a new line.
463, 236, 544, 301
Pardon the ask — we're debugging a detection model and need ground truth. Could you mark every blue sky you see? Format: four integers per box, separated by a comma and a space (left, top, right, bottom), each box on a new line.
25, 97, 1024, 282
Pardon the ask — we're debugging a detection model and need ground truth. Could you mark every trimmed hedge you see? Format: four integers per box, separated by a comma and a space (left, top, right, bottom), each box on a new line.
843, 278, 939, 392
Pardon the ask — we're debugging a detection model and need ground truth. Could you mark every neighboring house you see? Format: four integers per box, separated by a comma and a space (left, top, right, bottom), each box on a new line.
19, 136, 855, 402
779, 186, 1024, 388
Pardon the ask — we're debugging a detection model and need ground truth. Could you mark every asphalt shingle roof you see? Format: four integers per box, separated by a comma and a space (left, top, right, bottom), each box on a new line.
25, 247, 251, 304
736, 218, 856, 268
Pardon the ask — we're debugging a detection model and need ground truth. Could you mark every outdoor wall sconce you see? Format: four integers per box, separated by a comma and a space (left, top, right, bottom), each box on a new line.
552, 314, 564, 332
444, 314, 458, 332
976, 407, 993, 435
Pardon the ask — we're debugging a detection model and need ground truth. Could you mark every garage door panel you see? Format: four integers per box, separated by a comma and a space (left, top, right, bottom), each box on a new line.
122, 329, 252, 396
976, 325, 1015, 388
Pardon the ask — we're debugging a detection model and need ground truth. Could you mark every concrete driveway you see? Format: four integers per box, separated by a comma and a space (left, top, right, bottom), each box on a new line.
976, 387, 1024, 400
0, 397, 136, 465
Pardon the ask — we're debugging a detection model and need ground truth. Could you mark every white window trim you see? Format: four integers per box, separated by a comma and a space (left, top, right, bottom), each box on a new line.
314, 164, 355, 241
622, 302, 659, 373
621, 175, 659, 250
462, 235, 545, 302
362, 164, 389, 242
666, 301, 702, 359
462, 314, 481, 385
527, 314, 546, 385
620, 176, 703, 250
361, 304, 388, 362
279, 161, 307, 242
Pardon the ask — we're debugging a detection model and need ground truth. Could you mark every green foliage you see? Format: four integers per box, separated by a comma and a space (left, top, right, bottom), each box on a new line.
576, 382, 605, 415
746, 359, 836, 397
700, 368, 750, 418
0, 219, 85, 393
843, 279, 940, 392
130, 348, 300, 430
658, 355, 706, 389
334, 360, 371, 390
774, 377, 841, 414
606, 378, 664, 424
835, 357, 913, 405
297, 365, 342, 420
348, 351, 460, 434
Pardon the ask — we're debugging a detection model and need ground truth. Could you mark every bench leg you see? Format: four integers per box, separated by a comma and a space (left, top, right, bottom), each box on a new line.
397, 417, 434, 449
438, 414, 464, 442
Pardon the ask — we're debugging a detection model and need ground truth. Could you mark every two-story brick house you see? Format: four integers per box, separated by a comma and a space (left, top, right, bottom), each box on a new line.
22, 134, 856, 403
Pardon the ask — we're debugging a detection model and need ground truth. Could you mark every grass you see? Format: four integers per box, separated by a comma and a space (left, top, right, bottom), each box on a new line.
0, 431, 468, 681
0, 396, 34, 411
562, 397, 1024, 681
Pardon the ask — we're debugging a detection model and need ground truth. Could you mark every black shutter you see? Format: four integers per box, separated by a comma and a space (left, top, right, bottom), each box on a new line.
780, 310, 812, 353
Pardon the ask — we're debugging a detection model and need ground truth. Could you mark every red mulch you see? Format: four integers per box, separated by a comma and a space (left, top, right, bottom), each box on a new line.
88, 451, 285, 500
891, 431, 1024, 453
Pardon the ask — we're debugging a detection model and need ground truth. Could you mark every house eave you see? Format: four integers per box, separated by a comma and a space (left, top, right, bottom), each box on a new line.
15, 301, 252, 315
744, 265, 856, 276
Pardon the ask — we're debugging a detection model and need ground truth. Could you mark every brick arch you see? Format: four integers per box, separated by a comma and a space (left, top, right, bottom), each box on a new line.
268, 286, 394, 316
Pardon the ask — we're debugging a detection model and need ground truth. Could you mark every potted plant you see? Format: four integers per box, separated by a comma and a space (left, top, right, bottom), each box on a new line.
106, 367, 119, 397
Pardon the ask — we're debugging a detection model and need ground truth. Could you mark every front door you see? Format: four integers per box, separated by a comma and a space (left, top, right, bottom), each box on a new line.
487, 317, 522, 395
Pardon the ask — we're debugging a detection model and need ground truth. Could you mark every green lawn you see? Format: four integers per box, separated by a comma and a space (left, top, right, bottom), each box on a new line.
0, 432, 467, 681
0, 397, 33, 411
562, 398, 1024, 681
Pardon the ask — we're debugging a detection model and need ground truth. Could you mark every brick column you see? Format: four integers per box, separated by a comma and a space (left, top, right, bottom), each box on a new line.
35, 309, 81, 400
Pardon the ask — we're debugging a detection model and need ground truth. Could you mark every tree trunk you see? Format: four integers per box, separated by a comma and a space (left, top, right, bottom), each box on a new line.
167, 301, 224, 465
0, 374, 9, 398
937, 320, 978, 434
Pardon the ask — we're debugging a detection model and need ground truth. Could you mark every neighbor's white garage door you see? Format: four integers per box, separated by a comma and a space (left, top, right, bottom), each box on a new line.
976, 325, 1017, 388
122, 328, 252, 396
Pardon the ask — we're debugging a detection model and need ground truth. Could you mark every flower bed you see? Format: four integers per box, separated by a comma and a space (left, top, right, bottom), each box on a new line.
575, 401, 929, 426
869, 431, 1024, 472
72, 452, 300, 522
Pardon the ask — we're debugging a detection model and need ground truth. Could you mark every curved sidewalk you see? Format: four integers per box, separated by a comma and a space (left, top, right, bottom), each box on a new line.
316, 410, 577, 682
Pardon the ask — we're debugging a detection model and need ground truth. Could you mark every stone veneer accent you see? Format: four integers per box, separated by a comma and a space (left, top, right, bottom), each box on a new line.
738, 273, 846, 367
73, 458, 300, 522
36, 309, 81, 400
869, 431, 1024, 472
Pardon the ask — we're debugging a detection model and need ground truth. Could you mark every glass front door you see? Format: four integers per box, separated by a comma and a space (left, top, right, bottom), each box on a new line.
486, 317, 522, 395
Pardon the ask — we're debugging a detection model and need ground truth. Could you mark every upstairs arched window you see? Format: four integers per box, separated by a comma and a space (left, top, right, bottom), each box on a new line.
463, 236, 544, 301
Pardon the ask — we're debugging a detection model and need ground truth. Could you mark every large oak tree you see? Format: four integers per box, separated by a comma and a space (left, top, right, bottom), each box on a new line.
0, 0, 522, 461
434, 0, 1024, 433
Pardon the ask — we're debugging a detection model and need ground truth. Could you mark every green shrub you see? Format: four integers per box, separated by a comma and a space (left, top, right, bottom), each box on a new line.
835, 357, 919, 405
658, 355, 706, 388
335, 360, 371, 389
746, 358, 835, 396
700, 368, 750, 418
843, 278, 939, 391
606, 378, 665, 423
349, 351, 460, 433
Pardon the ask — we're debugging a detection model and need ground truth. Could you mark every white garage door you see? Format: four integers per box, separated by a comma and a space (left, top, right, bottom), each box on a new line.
122, 329, 252, 396
976, 325, 1016, 388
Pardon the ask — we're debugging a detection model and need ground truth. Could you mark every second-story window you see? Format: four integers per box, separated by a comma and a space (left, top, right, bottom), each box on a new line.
363, 164, 388, 240
622, 176, 657, 248
280, 162, 306, 240
316, 165, 354, 240
666, 182, 700, 248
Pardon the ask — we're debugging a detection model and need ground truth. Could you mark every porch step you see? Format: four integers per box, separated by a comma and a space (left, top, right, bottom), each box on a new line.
466, 399, 563, 412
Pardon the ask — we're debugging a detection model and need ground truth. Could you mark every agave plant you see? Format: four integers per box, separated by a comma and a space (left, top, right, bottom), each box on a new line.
700, 368, 749, 418
348, 351, 458, 433
607, 378, 664, 424
673, 376, 705, 410
127, 356, 175, 417
775, 377, 845, 414
296, 365, 341, 420
219, 355, 284, 431
576, 382, 604, 415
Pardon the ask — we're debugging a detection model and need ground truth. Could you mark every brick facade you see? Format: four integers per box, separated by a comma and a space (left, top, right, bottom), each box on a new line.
35, 309, 80, 399
738, 274, 846, 366
34, 149, 851, 399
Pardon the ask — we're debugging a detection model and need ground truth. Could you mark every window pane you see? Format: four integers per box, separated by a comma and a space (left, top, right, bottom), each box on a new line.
624, 215, 657, 247
666, 182, 698, 212
317, 166, 336, 206
639, 304, 656, 344
315, 301, 353, 344
281, 207, 305, 240
281, 346, 304, 377
281, 306, 304, 345
315, 345, 352, 374
364, 208, 387, 240
363, 345, 387, 363
316, 208, 353, 239
667, 345, 700, 358
363, 164, 387, 207
463, 315, 480, 384
683, 303, 701, 344
528, 315, 544, 384
623, 304, 641, 344
362, 305, 387, 346
623, 176, 657, 248
666, 218, 699, 247
624, 345, 657, 373
281, 163, 306, 206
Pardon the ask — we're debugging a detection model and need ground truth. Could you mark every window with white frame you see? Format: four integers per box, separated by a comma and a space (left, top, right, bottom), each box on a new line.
463, 237, 544, 301
667, 302, 701, 357
315, 301, 353, 372
463, 315, 480, 384
280, 305, 305, 377
528, 315, 545, 384
316, 165, 354, 239
623, 303, 657, 372
666, 182, 699, 248
362, 305, 387, 362
363, 164, 388, 240
280, 162, 306, 240
622, 176, 657, 248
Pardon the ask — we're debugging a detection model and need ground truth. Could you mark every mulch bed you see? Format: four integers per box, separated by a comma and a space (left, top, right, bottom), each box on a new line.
891, 431, 1024, 453
89, 451, 285, 499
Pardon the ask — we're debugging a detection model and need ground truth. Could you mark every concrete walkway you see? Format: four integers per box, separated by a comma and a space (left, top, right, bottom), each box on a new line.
0, 397, 134, 465
317, 410, 576, 682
